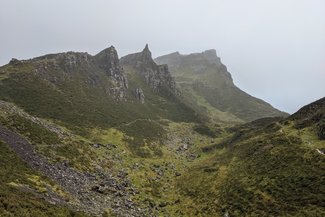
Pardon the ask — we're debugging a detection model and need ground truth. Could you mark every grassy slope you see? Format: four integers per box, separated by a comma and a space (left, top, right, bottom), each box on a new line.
174, 119, 325, 217
0, 140, 87, 217
0, 91, 214, 216
155, 54, 287, 122
0, 101, 97, 171
2, 101, 323, 217
178, 82, 243, 126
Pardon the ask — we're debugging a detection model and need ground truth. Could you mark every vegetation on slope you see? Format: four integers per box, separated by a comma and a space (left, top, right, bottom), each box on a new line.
173, 111, 325, 216
0, 140, 87, 217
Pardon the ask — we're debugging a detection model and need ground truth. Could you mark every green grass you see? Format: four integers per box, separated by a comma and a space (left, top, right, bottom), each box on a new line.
173, 121, 325, 217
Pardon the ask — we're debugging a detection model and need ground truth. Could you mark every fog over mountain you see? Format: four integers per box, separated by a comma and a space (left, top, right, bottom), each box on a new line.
0, 0, 324, 113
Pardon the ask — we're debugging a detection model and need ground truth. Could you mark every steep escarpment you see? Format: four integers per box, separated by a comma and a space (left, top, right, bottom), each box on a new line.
155, 50, 287, 122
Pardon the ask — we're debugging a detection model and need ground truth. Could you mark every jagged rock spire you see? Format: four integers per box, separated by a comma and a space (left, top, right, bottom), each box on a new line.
120, 45, 177, 95
141, 43, 152, 60
143, 43, 149, 51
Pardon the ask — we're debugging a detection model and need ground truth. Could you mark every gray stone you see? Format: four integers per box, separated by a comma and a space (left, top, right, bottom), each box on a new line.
120, 44, 178, 95
95, 46, 129, 100
135, 88, 145, 103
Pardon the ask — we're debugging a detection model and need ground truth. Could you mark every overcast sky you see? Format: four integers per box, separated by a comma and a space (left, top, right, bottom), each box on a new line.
0, 0, 324, 113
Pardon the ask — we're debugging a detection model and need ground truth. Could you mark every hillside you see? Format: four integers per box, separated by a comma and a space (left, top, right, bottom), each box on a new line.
173, 97, 325, 216
0, 95, 324, 216
155, 50, 287, 123
0, 46, 201, 157
0, 45, 323, 217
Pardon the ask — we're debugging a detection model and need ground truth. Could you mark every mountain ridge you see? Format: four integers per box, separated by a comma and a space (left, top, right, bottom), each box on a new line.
155, 50, 288, 122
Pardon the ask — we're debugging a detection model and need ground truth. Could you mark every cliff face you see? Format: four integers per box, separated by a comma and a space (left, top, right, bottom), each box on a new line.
94, 46, 128, 99
120, 45, 176, 94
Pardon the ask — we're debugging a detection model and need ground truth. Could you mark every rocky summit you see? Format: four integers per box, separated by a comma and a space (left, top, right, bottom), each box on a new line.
0, 45, 324, 217
121, 44, 177, 94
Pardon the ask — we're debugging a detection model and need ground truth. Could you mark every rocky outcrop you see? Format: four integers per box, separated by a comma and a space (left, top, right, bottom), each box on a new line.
134, 88, 145, 104
32, 52, 93, 70
95, 46, 129, 100
57, 52, 92, 68
9, 58, 22, 65
120, 44, 177, 94
202, 49, 222, 65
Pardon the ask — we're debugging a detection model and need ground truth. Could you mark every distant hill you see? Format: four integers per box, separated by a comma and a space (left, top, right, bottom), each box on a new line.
155, 49, 288, 122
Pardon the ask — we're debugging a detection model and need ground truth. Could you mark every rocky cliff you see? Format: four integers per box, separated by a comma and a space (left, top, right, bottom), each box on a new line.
120, 45, 177, 94
94, 46, 129, 99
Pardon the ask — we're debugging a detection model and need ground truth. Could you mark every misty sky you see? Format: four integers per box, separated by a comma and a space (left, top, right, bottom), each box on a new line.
1, 0, 324, 113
